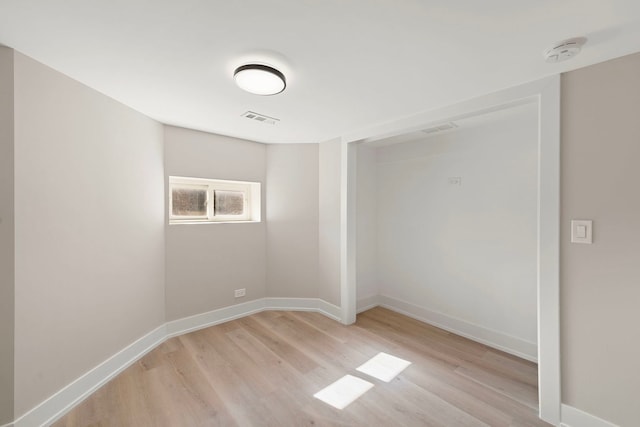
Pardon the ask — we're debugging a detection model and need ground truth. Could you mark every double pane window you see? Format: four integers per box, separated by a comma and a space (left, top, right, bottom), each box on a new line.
169, 177, 259, 223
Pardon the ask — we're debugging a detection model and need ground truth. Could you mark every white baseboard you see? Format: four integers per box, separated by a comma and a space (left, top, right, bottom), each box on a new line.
561, 404, 619, 427
14, 324, 166, 427
316, 299, 342, 321
264, 297, 318, 311
378, 295, 538, 362
264, 297, 342, 322
11, 297, 340, 427
166, 298, 266, 338
356, 295, 381, 313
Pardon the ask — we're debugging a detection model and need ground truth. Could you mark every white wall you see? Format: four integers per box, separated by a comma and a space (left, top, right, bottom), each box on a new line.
0, 46, 15, 425
355, 144, 378, 306
318, 139, 343, 306
164, 126, 267, 320
373, 106, 538, 357
561, 52, 640, 426
266, 144, 319, 298
13, 52, 166, 416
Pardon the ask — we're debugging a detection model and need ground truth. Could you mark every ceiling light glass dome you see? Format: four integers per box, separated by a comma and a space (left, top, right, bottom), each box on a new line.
234, 64, 286, 95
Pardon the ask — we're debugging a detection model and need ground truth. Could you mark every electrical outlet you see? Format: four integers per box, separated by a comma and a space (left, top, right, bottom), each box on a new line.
234, 288, 246, 298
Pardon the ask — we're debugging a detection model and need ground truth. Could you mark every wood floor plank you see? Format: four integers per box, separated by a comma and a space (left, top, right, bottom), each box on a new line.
381, 375, 490, 427
178, 331, 276, 426
481, 350, 538, 387
235, 315, 319, 374
358, 308, 492, 366
224, 325, 320, 396
53, 307, 550, 427
354, 312, 467, 370
454, 363, 539, 410
163, 347, 237, 426
402, 356, 546, 426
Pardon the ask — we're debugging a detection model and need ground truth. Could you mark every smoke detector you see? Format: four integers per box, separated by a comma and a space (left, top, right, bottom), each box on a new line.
544, 37, 587, 63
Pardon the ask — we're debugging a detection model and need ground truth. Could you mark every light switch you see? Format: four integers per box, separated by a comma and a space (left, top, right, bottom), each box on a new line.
571, 220, 593, 244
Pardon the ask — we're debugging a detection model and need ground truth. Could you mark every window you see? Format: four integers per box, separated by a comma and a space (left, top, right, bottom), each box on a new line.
169, 176, 261, 223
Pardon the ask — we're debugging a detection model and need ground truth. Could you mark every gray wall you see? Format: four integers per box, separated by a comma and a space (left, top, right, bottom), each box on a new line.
266, 144, 319, 298
355, 145, 378, 303
561, 52, 640, 425
164, 126, 267, 320
13, 52, 166, 416
318, 139, 342, 306
0, 46, 15, 426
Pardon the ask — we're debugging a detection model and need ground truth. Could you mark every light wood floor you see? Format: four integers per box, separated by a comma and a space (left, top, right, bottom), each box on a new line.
53, 307, 550, 427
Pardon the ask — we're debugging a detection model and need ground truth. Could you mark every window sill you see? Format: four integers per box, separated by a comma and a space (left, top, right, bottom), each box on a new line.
169, 220, 261, 225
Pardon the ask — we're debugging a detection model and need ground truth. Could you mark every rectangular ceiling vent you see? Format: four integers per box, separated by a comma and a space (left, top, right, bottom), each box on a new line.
421, 122, 458, 135
241, 111, 280, 125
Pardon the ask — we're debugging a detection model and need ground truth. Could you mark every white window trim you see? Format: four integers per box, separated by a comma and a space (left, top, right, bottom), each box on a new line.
169, 176, 261, 224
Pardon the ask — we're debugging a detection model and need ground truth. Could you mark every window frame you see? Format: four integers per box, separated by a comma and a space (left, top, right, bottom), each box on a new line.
169, 176, 260, 224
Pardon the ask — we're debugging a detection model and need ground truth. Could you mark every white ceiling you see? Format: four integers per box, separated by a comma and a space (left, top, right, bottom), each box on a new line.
1, 1, 639, 144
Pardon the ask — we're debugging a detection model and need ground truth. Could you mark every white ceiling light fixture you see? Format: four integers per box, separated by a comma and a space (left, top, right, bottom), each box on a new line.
234, 64, 286, 95
544, 37, 587, 63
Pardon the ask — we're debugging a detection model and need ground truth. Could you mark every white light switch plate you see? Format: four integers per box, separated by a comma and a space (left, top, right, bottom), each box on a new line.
571, 220, 593, 244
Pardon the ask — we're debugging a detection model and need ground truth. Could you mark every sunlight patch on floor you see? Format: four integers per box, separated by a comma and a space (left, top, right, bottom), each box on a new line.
356, 352, 412, 382
313, 375, 374, 409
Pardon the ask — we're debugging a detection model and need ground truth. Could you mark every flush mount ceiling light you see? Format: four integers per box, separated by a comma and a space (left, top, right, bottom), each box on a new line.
233, 64, 286, 95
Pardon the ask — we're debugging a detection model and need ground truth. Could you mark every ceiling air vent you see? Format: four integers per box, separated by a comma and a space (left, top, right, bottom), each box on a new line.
421, 122, 458, 135
241, 111, 280, 125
